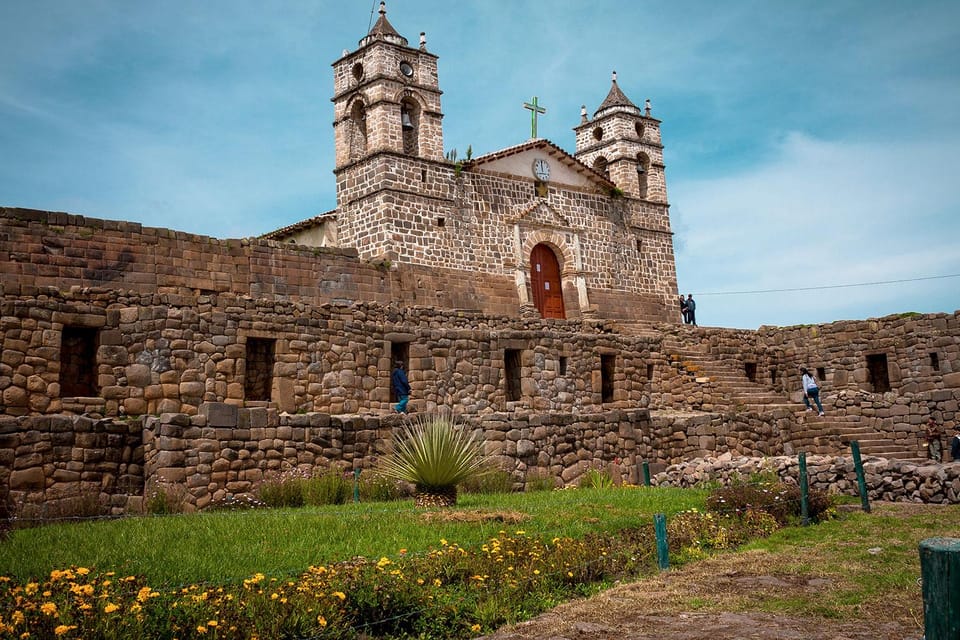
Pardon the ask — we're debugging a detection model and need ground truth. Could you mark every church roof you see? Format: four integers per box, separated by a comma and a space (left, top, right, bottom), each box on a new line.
360, 2, 408, 47
466, 138, 615, 188
594, 71, 641, 118
261, 210, 337, 241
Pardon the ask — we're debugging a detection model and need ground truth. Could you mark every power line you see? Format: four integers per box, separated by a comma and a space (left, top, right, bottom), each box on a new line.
695, 273, 960, 297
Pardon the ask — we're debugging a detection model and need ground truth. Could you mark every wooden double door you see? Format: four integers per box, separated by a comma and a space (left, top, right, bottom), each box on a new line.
530, 243, 565, 319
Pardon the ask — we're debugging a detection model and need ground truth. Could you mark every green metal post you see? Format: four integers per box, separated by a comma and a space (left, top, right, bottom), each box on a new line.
850, 440, 871, 513
642, 461, 651, 487
798, 452, 809, 526
353, 468, 361, 503
919, 537, 960, 639
654, 513, 669, 571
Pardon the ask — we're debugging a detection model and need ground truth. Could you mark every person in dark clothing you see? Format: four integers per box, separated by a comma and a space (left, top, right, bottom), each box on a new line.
924, 416, 942, 462
684, 294, 697, 326
391, 361, 411, 414
679, 295, 688, 323
952, 426, 960, 462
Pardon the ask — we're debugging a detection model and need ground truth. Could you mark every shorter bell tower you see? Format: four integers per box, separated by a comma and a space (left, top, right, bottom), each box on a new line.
573, 72, 666, 202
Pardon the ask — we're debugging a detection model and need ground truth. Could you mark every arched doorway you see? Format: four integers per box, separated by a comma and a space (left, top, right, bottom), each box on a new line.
530, 243, 565, 319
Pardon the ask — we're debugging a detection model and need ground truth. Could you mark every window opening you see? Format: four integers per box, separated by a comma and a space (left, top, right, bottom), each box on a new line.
816, 367, 826, 382
421, 169, 427, 182
635, 238, 642, 252
600, 354, 615, 403
60, 326, 99, 397
930, 352, 940, 371
744, 362, 757, 382
245, 338, 276, 402
646, 363, 654, 380
390, 342, 410, 403
866, 353, 891, 393
505, 349, 522, 402
770, 367, 778, 386
559, 356, 568, 376
436, 217, 445, 227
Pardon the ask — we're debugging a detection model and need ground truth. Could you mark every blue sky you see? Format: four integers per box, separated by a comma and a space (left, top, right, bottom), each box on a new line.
2, 1, 958, 329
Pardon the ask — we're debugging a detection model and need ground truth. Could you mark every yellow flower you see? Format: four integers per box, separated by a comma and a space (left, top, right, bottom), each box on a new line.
104, 603, 119, 614
331, 591, 346, 601
470, 575, 485, 582
317, 615, 327, 627
24, 583, 39, 596
533, 569, 540, 575
471, 624, 481, 632
376, 557, 392, 568
433, 578, 442, 587
40, 602, 58, 616
75, 567, 90, 576
12, 611, 25, 625
515, 530, 526, 535
54, 625, 77, 636
207, 620, 218, 627
196, 625, 208, 634
271, 593, 279, 600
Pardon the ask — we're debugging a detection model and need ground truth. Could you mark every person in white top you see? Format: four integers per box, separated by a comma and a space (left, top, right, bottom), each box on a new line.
800, 367, 824, 416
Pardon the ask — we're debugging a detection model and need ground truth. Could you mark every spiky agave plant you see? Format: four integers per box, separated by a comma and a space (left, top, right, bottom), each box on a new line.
379, 414, 486, 508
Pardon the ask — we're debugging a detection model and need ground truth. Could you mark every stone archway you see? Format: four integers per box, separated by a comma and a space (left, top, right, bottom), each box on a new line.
530, 243, 565, 319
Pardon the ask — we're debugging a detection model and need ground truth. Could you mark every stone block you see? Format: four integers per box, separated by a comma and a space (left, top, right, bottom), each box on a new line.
200, 402, 239, 428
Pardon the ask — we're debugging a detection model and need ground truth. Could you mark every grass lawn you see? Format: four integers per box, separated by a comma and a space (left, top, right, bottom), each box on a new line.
0, 486, 707, 586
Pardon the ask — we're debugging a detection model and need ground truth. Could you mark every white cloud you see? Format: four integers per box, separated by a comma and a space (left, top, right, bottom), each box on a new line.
674, 131, 960, 328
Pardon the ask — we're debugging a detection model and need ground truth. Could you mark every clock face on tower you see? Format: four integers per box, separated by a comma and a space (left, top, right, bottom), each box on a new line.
532, 158, 550, 181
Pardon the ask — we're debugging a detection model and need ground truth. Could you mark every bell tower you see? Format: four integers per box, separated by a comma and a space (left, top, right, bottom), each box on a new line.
331, 2, 444, 169
573, 72, 666, 202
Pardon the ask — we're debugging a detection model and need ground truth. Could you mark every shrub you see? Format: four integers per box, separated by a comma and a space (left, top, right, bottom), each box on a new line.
705, 475, 834, 524
358, 472, 409, 502
525, 469, 557, 492
303, 468, 352, 506
378, 413, 487, 507
578, 467, 615, 489
202, 494, 268, 512
144, 477, 189, 515
460, 467, 516, 494
256, 468, 310, 508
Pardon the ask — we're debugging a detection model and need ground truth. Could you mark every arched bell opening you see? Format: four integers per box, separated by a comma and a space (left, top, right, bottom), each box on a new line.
592, 156, 609, 180
400, 98, 420, 156
348, 100, 367, 162
636, 152, 650, 199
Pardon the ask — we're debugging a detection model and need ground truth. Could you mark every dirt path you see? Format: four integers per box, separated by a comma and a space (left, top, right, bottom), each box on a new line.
480, 503, 932, 640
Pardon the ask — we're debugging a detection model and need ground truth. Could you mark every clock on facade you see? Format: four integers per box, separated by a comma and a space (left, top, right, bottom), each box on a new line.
532, 158, 550, 181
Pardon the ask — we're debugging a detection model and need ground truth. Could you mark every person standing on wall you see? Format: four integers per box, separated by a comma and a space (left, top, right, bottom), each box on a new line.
924, 416, 943, 462
679, 295, 688, 323
391, 361, 411, 414
952, 425, 960, 462
684, 294, 697, 326
800, 367, 824, 416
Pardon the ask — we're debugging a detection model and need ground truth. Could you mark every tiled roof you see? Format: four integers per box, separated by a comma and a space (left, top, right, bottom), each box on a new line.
260, 210, 337, 240
466, 139, 615, 187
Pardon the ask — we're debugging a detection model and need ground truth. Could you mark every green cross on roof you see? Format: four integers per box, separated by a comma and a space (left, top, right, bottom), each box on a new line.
523, 96, 546, 139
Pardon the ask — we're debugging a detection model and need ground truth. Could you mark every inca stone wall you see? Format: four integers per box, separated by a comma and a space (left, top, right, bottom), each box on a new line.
653, 454, 960, 505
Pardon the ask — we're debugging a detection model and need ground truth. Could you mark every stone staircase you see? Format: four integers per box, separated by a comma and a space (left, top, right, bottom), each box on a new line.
657, 333, 926, 462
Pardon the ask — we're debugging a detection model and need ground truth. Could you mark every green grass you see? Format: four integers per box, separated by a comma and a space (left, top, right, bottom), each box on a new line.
0, 487, 707, 586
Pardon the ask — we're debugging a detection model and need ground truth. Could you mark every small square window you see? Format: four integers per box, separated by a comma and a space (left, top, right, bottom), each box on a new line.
436, 217, 445, 227
559, 356, 568, 375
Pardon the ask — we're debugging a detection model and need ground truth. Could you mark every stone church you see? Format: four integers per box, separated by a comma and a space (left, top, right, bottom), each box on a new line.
1, 4, 958, 513
263, 3, 678, 324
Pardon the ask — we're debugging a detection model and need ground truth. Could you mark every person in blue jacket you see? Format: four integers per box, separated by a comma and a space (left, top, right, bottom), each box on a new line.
391, 361, 411, 414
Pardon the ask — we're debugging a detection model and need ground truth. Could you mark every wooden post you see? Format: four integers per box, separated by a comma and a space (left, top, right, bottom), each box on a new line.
798, 451, 810, 526
654, 513, 669, 571
353, 468, 361, 503
642, 461, 651, 487
849, 440, 871, 513
919, 537, 960, 639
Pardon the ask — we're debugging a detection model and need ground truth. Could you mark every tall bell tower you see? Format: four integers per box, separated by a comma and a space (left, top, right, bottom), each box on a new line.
331, 2, 444, 169
330, 2, 450, 261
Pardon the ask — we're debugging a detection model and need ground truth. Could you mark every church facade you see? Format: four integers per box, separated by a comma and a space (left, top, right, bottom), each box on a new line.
265, 3, 678, 323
